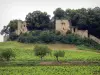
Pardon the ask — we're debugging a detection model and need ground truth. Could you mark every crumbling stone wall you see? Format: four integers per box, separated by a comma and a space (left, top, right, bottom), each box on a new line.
71, 27, 88, 38
55, 20, 70, 35
15, 21, 28, 35
89, 35, 100, 44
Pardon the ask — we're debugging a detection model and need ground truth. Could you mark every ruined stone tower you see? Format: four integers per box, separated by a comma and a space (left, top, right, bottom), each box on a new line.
55, 20, 70, 35
15, 20, 28, 35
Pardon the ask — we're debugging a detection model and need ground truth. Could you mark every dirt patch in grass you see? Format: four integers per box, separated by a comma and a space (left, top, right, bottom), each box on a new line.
40, 61, 100, 66
48, 44, 77, 50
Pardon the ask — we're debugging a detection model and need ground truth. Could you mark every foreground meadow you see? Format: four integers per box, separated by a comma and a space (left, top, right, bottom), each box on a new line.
0, 41, 100, 62
0, 66, 100, 75
0, 41, 100, 75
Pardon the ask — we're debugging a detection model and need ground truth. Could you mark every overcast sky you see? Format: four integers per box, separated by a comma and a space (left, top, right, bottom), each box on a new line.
0, 0, 100, 42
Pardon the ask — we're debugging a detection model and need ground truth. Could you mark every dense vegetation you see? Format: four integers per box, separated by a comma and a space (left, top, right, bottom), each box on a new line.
53, 7, 100, 38
0, 66, 100, 75
17, 30, 100, 50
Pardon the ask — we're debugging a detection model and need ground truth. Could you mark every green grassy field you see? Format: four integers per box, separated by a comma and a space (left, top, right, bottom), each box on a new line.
0, 41, 100, 61
0, 41, 100, 75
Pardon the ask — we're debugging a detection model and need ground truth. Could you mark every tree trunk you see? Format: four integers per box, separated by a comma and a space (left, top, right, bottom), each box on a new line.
56, 56, 59, 62
40, 56, 43, 61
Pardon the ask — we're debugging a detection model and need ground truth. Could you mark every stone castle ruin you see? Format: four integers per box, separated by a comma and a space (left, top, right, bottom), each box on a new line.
55, 20, 70, 35
3, 19, 100, 44
55, 20, 88, 38
15, 20, 28, 35
71, 26, 88, 38
55, 20, 100, 44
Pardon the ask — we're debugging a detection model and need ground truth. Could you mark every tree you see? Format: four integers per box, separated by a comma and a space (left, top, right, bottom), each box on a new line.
0, 20, 21, 35
0, 26, 9, 35
8, 20, 19, 33
0, 48, 15, 61
54, 51, 65, 62
87, 7, 100, 38
53, 8, 65, 19
34, 45, 51, 60
25, 11, 50, 30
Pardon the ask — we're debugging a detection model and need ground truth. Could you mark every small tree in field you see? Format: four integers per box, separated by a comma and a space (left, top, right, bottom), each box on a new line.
34, 45, 51, 60
54, 51, 65, 62
1, 48, 15, 61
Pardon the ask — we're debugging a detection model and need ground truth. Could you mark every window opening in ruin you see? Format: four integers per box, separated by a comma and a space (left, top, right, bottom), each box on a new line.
74, 28, 75, 32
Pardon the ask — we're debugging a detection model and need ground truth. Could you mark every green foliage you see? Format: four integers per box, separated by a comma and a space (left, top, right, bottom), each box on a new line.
0, 48, 15, 61
53, 8, 65, 19
9, 32, 18, 41
82, 38, 100, 50
53, 7, 100, 38
61, 34, 82, 45
18, 33, 36, 43
0, 66, 100, 75
25, 11, 50, 30
54, 51, 65, 62
39, 31, 56, 43
34, 45, 51, 60
17, 31, 100, 50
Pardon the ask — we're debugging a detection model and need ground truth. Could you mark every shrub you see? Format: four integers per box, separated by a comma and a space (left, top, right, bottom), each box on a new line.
18, 32, 40, 43
34, 45, 51, 60
54, 51, 65, 62
66, 30, 71, 34
60, 34, 82, 45
9, 32, 18, 41
56, 31, 61, 35
39, 31, 56, 43
0, 48, 15, 61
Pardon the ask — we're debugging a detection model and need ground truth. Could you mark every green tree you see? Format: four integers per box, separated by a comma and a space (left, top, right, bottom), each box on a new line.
0, 19, 22, 36
54, 51, 65, 62
0, 48, 15, 61
53, 8, 65, 19
34, 45, 51, 60
25, 11, 50, 30
87, 7, 100, 38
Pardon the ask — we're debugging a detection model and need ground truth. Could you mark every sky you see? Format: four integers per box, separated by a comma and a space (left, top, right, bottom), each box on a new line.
0, 0, 100, 42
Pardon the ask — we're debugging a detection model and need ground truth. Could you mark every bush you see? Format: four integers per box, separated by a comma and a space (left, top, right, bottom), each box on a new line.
82, 38, 100, 50
9, 32, 18, 41
39, 31, 56, 43
0, 48, 15, 61
34, 45, 51, 60
60, 34, 82, 45
18, 32, 40, 43
56, 31, 61, 35
54, 51, 65, 62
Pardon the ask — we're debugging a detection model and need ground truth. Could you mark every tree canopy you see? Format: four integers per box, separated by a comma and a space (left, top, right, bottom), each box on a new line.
53, 7, 100, 38
25, 11, 50, 30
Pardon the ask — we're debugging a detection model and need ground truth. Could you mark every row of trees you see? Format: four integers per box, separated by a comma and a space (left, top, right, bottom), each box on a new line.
1, 7, 100, 38
0, 46, 65, 62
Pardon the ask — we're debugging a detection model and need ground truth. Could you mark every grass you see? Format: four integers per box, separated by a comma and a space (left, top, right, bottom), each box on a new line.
0, 41, 100, 62
0, 66, 100, 75
0, 41, 100, 75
